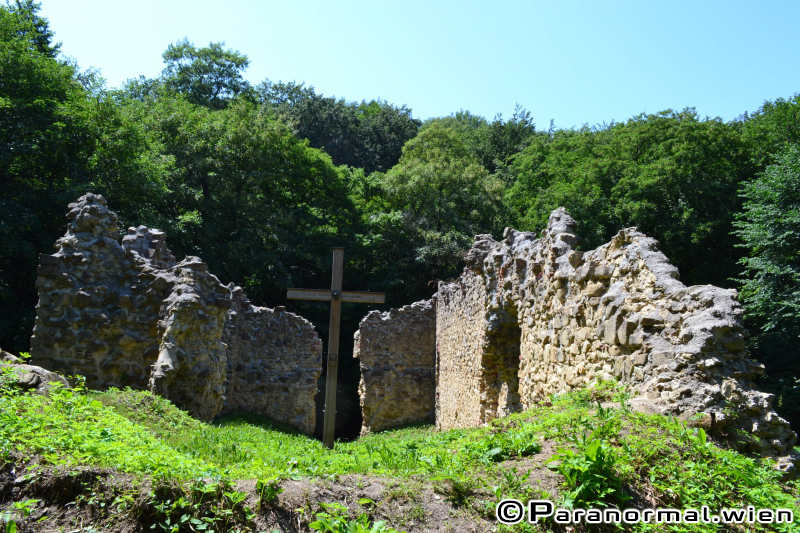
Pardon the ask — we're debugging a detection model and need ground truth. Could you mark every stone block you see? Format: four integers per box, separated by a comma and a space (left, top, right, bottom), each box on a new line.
628, 329, 645, 347
73, 291, 92, 307
617, 319, 637, 346
633, 351, 648, 366
584, 281, 606, 297
37, 265, 58, 276
603, 313, 623, 345
39, 254, 61, 266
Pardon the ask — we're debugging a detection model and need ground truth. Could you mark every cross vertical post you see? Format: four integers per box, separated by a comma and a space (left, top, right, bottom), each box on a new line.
287, 248, 385, 449
322, 247, 344, 448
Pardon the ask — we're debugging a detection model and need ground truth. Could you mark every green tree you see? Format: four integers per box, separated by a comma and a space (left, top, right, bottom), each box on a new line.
0, 1, 171, 350
0, 1, 85, 350
358, 123, 504, 299
124, 92, 358, 306
5, 0, 59, 57
382, 122, 503, 237
505, 109, 753, 287
424, 105, 538, 173
734, 144, 800, 427
740, 94, 800, 168
259, 80, 421, 173
733, 144, 800, 334
162, 39, 252, 109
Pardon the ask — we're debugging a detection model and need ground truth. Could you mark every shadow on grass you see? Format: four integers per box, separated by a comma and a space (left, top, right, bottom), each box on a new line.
212, 410, 307, 436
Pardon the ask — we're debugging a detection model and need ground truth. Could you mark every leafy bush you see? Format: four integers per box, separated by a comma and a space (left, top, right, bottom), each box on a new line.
309, 502, 404, 533
0, 499, 38, 533
136, 478, 253, 532
550, 439, 630, 508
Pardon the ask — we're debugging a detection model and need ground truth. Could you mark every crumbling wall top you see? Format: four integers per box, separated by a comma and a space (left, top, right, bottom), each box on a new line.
122, 226, 176, 269
437, 206, 796, 472
31, 193, 323, 432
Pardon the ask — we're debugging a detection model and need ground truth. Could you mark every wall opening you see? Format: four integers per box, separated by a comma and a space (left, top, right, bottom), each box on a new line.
481, 307, 522, 424
310, 307, 365, 443
313, 345, 363, 442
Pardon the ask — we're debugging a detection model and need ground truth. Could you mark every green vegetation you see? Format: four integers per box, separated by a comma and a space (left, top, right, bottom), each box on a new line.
0, 498, 38, 533
309, 503, 402, 533
734, 144, 800, 347
259, 80, 421, 175
2, 382, 798, 531
83, 387, 541, 481
734, 142, 800, 427
504, 109, 753, 286
2, 3, 800, 528
2, 3, 799, 429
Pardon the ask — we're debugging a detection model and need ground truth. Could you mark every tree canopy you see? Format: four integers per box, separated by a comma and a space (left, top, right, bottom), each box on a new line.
260, 80, 421, 174
734, 145, 800, 334
162, 39, 252, 109
0, 0, 168, 348
1, 0, 800, 427
505, 109, 754, 287
353, 122, 505, 298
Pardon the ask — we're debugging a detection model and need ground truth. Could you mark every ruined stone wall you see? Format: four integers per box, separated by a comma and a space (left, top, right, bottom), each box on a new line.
222, 287, 322, 435
435, 269, 491, 431
145, 256, 231, 421
32, 195, 172, 390
437, 208, 796, 468
354, 300, 436, 435
30, 194, 321, 432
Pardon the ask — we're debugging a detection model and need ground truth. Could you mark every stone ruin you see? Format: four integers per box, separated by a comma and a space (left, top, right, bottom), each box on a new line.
353, 300, 436, 435
27, 195, 797, 470
29, 193, 322, 434
352, 208, 797, 472
433, 208, 796, 469
221, 287, 322, 434
1, 350, 69, 394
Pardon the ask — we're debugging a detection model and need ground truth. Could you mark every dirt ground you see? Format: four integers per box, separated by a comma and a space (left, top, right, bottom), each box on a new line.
0, 444, 570, 533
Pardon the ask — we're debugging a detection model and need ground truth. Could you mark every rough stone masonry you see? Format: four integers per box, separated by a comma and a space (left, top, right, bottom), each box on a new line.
221, 286, 322, 435
435, 208, 796, 471
29, 194, 322, 433
29, 195, 797, 471
353, 300, 436, 435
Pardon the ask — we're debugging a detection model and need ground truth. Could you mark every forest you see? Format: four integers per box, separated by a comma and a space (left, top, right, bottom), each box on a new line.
2, 0, 799, 430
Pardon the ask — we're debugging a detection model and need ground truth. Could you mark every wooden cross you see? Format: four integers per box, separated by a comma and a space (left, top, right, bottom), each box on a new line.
287, 247, 385, 448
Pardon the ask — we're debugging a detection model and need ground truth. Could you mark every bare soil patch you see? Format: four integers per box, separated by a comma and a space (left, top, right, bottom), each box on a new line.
1, 454, 508, 532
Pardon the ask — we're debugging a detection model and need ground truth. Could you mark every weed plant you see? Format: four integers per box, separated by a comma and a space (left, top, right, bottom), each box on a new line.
309, 502, 403, 533
1, 381, 798, 531
0, 499, 38, 533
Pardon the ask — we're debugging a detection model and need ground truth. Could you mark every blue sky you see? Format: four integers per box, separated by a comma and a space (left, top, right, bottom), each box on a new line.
40, 0, 799, 128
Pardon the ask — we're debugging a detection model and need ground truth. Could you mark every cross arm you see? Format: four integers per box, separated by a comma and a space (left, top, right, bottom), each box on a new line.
287, 288, 385, 304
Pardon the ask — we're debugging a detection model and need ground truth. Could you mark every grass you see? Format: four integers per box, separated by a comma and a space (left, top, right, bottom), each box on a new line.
1, 376, 799, 532
93, 387, 542, 481
0, 383, 214, 480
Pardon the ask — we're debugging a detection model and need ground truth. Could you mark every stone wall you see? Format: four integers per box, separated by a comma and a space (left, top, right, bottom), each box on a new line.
30, 195, 797, 464
354, 300, 436, 435
222, 286, 322, 435
437, 208, 796, 468
30, 194, 321, 432
145, 256, 231, 421
435, 267, 492, 431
